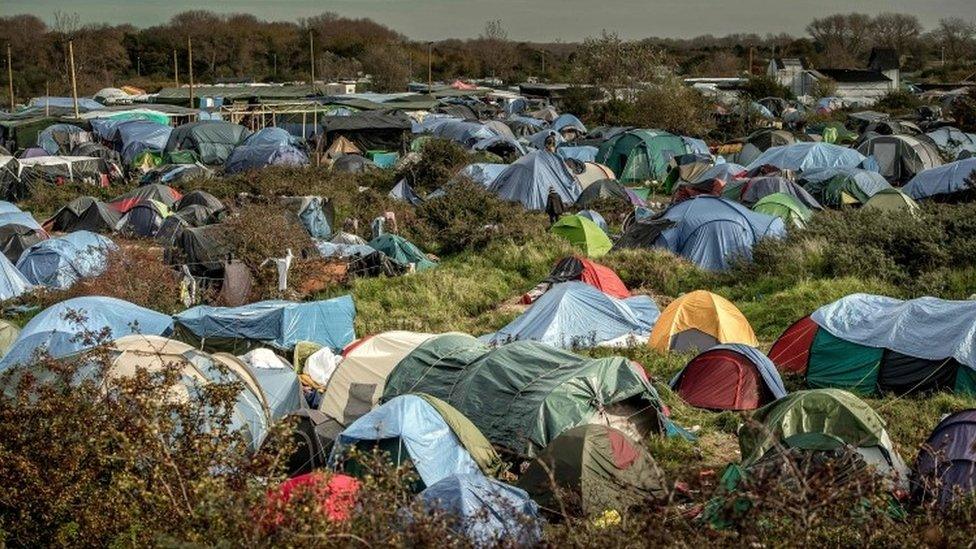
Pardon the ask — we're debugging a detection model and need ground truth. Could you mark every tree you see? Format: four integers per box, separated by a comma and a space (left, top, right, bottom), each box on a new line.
477, 20, 515, 81
573, 31, 669, 101
868, 13, 922, 52
806, 13, 872, 64
933, 17, 976, 60
363, 43, 410, 93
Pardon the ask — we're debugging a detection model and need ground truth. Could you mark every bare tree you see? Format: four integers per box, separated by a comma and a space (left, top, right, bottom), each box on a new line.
869, 13, 922, 52
806, 13, 872, 64
477, 19, 514, 81
932, 17, 976, 60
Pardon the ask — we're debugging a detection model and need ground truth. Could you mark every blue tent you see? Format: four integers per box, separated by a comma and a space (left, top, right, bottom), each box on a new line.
426, 119, 497, 147
670, 343, 788, 400
0, 202, 21, 215
526, 129, 564, 150
551, 113, 587, 135
0, 253, 31, 301
926, 127, 976, 160
224, 143, 309, 174
331, 395, 483, 488
618, 196, 785, 271
488, 151, 581, 210
577, 209, 609, 233
16, 231, 114, 289
454, 163, 507, 187
558, 145, 599, 163
173, 296, 356, 353
417, 474, 543, 547
37, 124, 86, 155
472, 135, 527, 156
0, 211, 42, 231
903, 158, 976, 201
800, 167, 891, 196
691, 162, 744, 185
746, 142, 867, 173
116, 121, 173, 163
682, 136, 712, 156
484, 281, 659, 349
0, 296, 173, 373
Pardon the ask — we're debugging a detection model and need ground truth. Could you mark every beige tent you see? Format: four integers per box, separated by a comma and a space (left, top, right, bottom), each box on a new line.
577, 162, 617, 189
319, 331, 435, 426
324, 135, 362, 164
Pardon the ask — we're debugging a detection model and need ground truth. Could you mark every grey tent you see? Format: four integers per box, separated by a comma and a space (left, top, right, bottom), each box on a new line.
176, 190, 224, 213
164, 121, 252, 165
725, 176, 823, 210
488, 151, 581, 210
43, 196, 121, 233
331, 154, 377, 174
856, 134, 943, 184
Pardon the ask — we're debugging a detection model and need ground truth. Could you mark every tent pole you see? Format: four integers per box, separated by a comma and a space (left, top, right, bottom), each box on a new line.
187, 37, 195, 109
68, 40, 79, 118
6, 44, 13, 111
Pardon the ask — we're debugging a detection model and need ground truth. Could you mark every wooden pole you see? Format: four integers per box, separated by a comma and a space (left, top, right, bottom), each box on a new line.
309, 31, 315, 84
68, 40, 79, 118
273, 53, 277, 78
7, 44, 14, 111
173, 49, 179, 88
427, 43, 432, 93
187, 37, 195, 108
45, 81, 49, 116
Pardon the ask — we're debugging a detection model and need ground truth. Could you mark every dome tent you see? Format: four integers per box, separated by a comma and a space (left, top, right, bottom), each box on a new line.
517, 424, 667, 517
862, 187, 920, 214
724, 176, 822, 210
115, 120, 172, 164
799, 167, 891, 207
520, 255, 629, 304
903, 158, 976, 202
164, 120, 252, 165
745, 142, 867, 173
670, 344, 787, 411
769, 294, 976, 396
752, 192, 813, 228
487, 150, 581, 210
484, 281, 659, 349
16, 231, 114, 290
115, 199, 170, 237
0, 320, 19, 359
649, 290, 757, 353
912, 409, 976, 509
574, 178, 644, 208
368, 233, 436, 271
43, 196, 121, 233
109, 183, 182, 213
550, 214, 613, 258
856, 134, 942, 184
597, 129, 689, 183
0, 253, 31, 301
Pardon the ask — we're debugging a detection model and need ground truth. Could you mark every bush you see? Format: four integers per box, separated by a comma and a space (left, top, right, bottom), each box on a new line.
951, 87, 976, 132
21, 181, 134, 219
873, 90, 924, 115
396, 138, 472, 193
593, 79, 716, 137
741, 75, 794, 100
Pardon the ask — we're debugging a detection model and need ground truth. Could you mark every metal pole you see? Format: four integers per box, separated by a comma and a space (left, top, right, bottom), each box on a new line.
309, 31, 315, 84
173, 49, 179, 88
6, 44, 13, 111
68, 40, 79, 118
187, 37, 195, 108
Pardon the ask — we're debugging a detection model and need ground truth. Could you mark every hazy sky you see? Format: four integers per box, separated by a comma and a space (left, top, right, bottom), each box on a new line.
6, 0, 975, 41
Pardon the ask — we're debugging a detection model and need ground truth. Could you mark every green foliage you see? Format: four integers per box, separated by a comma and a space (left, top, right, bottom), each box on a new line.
741, 75, 794, 100
873, 89, 925, 115
397, 138, 472, 193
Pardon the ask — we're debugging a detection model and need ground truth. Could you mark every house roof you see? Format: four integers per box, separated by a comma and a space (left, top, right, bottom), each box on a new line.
868, 48, 900, 72
816, 69, 891, 84
773, 58, 805, 70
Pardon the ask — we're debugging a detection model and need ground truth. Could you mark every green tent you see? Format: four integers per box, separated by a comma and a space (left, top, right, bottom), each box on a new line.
517, 424, 667, 516
596, 130, 688, 184
368, 234, 437, 271
752, 192, 813, 228
382, 335, 666, 457
551, 215, 612, 258
863, 188, 920, 214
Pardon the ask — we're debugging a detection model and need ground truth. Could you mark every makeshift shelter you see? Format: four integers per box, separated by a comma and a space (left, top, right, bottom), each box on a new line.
322, 112, 412, 153
115, 120, 172, 164
368, 234, 436, 271
926, 127, 976, 159
484, 281, 659, 349
487, 151, 581, 210
454, 163, 507, 187
745, 143, 867, 173
863, 188, 920, 214
43, 196, 121, 233
110, 183, 182, 213
913, 409, 976, 508
115, 199, 170, 237
0, 214, 47, 264
224, 142, 309, 174
16, 231, 114, 290
330, 394, 502, 489
14, 156, 116, 200
724, 176, 822, 210
0, 253, 31, 301
517, 424, 667, 516
752, 192, 813, 228
0, 296, 173, 373
0, 320, 19, 358
177, 190, 223, 212
37, 124, 87, 155
551, 113, 587, 138
574, 179, 644, 208
389, 180, 423, 206
331, 154, 377, 174
550, 215, 613, 258
164, 121, 252, 165
670, 344, 787, 411
691, 162, 745, 187
139, 163, 212, 186
736, 129, 809, 167
174, 297, 356, 354
381, 335, 667, 457
597, 130, 688, 183
281, 196, 333, 239
521, 256, 629, 304
768, 294, 976, 396
856, 134, 943, 184
165, 224, 233, 278
799, 167, 892, 207
649, 290, 758, 353
418, 474, 543, 547
903, 158, 976, 202
613, 197, 785, 271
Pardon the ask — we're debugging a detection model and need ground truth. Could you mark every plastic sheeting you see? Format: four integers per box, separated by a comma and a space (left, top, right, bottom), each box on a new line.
812, 293, 976, 370
0, 253, 31, 301
224, 143, 309, 174
0, 296, 173, 373
16, 230, 114, 289
488, 151, 581, 210
551, 114, 587, 134
174, 296, 356, 353
558, 145, 599, 162
903, 158, 976, 200
484, 281, 659, 349
330, 394, 482, 487
417, 474, 543, 547
116, 121, 173, 163
746, 142, 867, 173
453, 163, 507, 187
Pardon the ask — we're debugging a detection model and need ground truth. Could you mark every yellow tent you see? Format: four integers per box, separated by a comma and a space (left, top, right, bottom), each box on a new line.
649, 290, 757, 353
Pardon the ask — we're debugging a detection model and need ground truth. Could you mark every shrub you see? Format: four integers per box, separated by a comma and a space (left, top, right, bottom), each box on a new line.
396, 138, 472, 193
873, 89, 924, 115
951, 87, 976, 132
741, 74, 794, 100
21, 181, 134, 219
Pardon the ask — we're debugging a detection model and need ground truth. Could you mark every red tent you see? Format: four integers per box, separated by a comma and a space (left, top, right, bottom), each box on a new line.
521, 256, 629, 304
262, 472, 360, 528
768, 315, 819, 374
672, 347, 775, 410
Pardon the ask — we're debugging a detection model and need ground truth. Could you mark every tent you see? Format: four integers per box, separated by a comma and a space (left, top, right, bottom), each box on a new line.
322, 112, 413, 153
280, 196, 333, 239
926, 127, 976, 159
752, 192, 813, 228
550, 215, 613, 258
613, 196, 786, 271
224, 143, 309, 174
903, 158, 976, 202
863, 188, 920, 214
319, 331, 437, 427
139, 163, 212, 186
37, 124, 87, 155
174, 297, 356, 354
856, 134, 943, 184
0, 253, 31, 301
330, 394, 501, 489
381, 335, 667, 456
551, 113, 587, 137
649, 290, 757, 353
110, 184, 182, 213
164, 121, 252, 165
745, 142, 867, 173
691, 162, 745, 187
453, 163, 507, 187
331, 154, 377, 174
115, 120, 172, 164
597, 129, 688, 183
0, 296, 173, 374
799, 167, 891, 207
912, 409, 976, 508
487, 151, 581, 210
670, 344, 787, 411
417, 474, 543, 546
516, 424, 667, 516
769, 293, 976, 396
724, 176, 822, 210
736, 129, 809, 167
521, 256, 629, 304
0, 320, 19, 359
16, 231, 114, 290
166, 224, 233, 278
484, 281, 659, 349
43, 196, 121, 233
177, 190, 224, 212
558, 145, 599, 163
664, 153, 718, 194
115, 199, 170, 237
574, 179, 644, 208
263, 472, 360, 525
389, 180, 423, 206
14, 156, 117, 200
368, 234, 436, 271
576, 209, 608, 233
0, 211, 47, 264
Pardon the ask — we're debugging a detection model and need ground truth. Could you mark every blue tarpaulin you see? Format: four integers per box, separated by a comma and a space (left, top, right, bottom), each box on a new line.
331, 395, 482, 487
16, 231, 114, 289
0, 202, 21, 215
425, 118, 497, 147
800, 167, 891, 198
174, 297, 356, 352
0, 296, 173, 373
812, 293, 976, 369
417, 474, 543, 547
746, 142, 868, 173
691, 162, 744, 185
558, 145, 599, 162
526, 129, 564, 150
551, 113, 587, 135
903, 158, 976, 201
488, 151, 581, 210
484, 281, 659, 349
116, 121, 173, 163
0, 253, 31, 301
240, 127, 302, 148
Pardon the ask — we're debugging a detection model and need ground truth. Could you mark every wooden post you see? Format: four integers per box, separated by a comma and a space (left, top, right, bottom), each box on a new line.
187, 37, 195, 108
68, 40, 79, 118
427, 43, 432, 93
6, 44, 13, 111
273, 53, 277, 78
309, 31, 315, 84
173, 49, 179, 88
748, 47, 754, 76
45, 81, 49, 116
